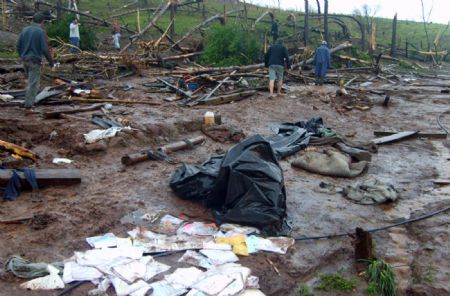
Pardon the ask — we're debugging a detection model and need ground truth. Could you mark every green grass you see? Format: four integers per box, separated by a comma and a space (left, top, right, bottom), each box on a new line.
292, 285, 315, 296
0, 49, 18, 58
315, 272, 357, 293
367, 259, 396, 296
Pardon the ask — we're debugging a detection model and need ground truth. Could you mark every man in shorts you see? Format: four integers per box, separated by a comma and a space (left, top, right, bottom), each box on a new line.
265, 39, 290, 98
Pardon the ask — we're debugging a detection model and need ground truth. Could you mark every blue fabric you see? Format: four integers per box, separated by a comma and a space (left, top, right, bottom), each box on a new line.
314, 45, 331, 79
70, 37, 80, 53
2, 169, 38, 201
3, 171, 21, 201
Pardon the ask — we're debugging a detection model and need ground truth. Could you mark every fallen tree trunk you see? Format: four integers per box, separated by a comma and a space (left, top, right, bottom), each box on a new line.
121, 136, 205, 166
121, 1, 172, 52
162, 51, 203, 61
200, 90, 256, 105
35, 1, 135, 34
0, 169, 81, 188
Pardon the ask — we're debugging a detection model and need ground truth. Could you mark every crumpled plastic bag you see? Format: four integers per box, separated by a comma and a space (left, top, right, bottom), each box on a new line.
20, 265, 64, 290
84, 126, 126, 144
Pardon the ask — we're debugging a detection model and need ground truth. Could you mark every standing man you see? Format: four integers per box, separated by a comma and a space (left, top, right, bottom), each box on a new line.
313, 41, 331, 85
271, 19, 279, 43
265, 39, 290, 98
112, 21, 121, 50
69, 18, 80, 53
17, 13, 54, 109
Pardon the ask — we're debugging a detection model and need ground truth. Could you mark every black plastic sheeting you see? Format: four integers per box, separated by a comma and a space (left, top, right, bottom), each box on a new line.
170, 135, 286, 234
169, 118, 331, 234
170, 155, 223, 201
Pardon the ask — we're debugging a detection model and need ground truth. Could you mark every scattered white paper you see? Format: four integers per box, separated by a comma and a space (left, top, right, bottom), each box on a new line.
86, 233, 117, 249
63, 261, 103, 283
199, 249, 239, 265
164, 267, 204, 288
52, 158, 73, 164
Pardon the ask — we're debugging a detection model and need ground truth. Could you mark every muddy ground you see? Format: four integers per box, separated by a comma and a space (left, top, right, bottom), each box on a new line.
0, 69, 449, 296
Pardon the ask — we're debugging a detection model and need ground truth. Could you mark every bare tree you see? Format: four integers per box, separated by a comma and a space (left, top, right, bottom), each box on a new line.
420, 0, 433, 52
391, 13, 397, 56
304, 0, 309, 46
324, 0, 328, 42
315, 0, 321, 15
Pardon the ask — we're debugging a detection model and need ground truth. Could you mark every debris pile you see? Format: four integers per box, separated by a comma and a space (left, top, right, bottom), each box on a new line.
7, 216, 295, 295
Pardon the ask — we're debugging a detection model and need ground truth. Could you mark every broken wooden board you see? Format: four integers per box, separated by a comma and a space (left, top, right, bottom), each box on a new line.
0, 169, 81, 188
43, 103, 103, 119
0, 140, 38, 161
433, 179, 450, 185
0, 213, 34, 224
374, 131, 447, 139
199, 90, 257, 106
371, 131, 418, 145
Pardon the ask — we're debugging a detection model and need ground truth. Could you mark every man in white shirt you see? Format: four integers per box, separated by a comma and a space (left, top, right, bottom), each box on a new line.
69, 18, 80, 53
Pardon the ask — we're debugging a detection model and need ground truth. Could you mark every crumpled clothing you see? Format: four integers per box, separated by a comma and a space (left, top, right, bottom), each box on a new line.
342, 180, 400, 205
291, 147, 368, 178
5, 255, 64, 279
84, 126, 128, 144
2, 168, 38, 201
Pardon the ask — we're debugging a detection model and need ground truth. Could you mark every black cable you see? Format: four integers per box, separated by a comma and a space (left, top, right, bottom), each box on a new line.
294, 204, 450, 241
437, 110, 450, 135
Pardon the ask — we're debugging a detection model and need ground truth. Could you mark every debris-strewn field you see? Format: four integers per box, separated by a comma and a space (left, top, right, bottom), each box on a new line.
1, 64, 449, 295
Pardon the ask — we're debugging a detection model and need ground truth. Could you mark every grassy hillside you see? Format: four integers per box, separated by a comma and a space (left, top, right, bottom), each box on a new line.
21, 0, 450, 52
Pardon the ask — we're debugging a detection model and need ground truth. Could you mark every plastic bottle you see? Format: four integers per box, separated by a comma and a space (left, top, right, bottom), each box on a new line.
204, 111, 215, 125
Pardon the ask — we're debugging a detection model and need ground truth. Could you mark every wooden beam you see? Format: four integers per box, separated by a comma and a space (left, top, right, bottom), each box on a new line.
121, 136, 205, 166
373, 131, 447, 139
371, 131, 418, 145
0, 169, 81, 188
42, 103, 103, 119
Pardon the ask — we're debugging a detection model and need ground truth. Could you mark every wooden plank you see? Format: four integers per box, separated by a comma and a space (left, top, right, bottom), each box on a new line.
200, 90, 256, 106
43, 103, 103, 119
371, 131, 418, 145
0, 169, 81, 188
433, 179, 450, 185
373, 131, 447, 139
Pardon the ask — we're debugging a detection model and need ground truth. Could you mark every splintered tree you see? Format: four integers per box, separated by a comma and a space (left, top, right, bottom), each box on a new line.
304, 0, 309, 46
391, 13, 397, 57
420, 0, 432, 52
324, 0, 329, 42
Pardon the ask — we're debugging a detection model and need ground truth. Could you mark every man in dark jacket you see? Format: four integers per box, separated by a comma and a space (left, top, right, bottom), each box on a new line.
313, 41, 331, 85
265, 39, 290, 98
17, 13, 54, 108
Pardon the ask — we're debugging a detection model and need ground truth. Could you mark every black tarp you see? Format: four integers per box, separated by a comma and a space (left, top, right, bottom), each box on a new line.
169, 118, 332, 233
170, 135, 286, 234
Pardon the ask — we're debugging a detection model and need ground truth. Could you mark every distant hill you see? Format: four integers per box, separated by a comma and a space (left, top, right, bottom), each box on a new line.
27, 0, 450, 55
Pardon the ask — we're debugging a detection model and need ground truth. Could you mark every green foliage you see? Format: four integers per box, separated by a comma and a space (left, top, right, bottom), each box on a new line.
46, 14, 97, 50
398, 60, 415, 70
365, 282, 378, 295
315, 272, 357, 293
367, 259, 396, 296
292, 285, 315, 296
200, 23, 260, 66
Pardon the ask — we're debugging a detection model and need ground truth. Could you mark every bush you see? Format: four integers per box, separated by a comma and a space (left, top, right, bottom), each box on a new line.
315, 272, 357, 293
200, 23, 260, 66
46, 14, 97, 50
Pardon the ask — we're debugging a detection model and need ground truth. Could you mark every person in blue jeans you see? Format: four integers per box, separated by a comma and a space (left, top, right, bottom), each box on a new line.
314, 41, 331, 85
69, 18, 80, 53
265, 39, 290, 98
17, 13, 54, 108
